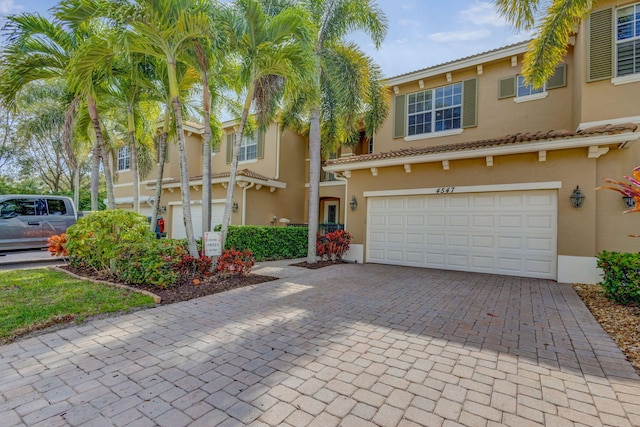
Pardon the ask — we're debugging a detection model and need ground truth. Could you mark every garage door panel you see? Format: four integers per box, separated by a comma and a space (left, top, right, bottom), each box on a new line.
449, 215, 469, 227
407, 233, 424, 244
387, 233, 404, 244
367, 190, 557, 279
472, 235, 494, 248
498, 236, 522, 249
498, 215, 522, 228
406, 215, 424, 226
473, 216, 494, 227
427, 215, 446, 226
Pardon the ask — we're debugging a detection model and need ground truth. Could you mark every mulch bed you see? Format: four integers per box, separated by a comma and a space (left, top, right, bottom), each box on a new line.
572, 283, 640, 374
290, 260, 347, 269
60, 265, 278, 305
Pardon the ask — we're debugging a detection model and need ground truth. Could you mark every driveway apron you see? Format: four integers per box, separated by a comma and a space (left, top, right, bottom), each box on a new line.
1, 263, 639, 426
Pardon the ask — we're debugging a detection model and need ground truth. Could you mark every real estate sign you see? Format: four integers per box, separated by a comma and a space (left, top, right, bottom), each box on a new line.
204, 232, 222, 257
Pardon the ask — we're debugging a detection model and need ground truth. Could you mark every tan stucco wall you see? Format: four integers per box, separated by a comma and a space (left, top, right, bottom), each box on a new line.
342, 149, 599, 259
376, 53, 575, 155
577, 0, 640, 125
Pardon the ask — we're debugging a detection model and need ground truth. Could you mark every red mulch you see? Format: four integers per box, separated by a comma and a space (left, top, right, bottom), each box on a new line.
60, 265, 278, 305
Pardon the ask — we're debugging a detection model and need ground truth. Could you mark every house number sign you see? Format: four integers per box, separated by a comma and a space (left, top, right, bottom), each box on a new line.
435, 187, 456, 194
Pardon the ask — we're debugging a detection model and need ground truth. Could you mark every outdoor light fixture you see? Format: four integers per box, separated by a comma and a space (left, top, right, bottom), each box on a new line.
232, 201, 238, 212
159, 205, 166, 214
570, 186, 585, 208
350, 195, 358, 211
623, 196, 636, 209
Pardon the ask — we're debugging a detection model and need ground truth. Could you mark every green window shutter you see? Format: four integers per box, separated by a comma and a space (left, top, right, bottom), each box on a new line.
498, 76, 516, 99
393, 94, 406, 139
257, 130, 265, 159
547, 63, 567, 89
588, 7, 613, 82
225, 133, 233, 164
462, 78, 478, 128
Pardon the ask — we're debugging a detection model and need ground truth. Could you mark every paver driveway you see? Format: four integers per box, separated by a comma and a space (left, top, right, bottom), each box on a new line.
1, 262, 640, 426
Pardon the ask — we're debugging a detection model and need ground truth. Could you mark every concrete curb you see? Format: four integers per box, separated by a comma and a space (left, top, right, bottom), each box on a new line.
50, 265, 162, 304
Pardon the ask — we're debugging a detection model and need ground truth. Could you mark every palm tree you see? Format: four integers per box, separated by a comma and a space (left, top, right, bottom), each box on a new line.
0, 12, 86, 208
219, 0, 314, 247
123, 0, 218, 257
286, 0, 388, 264
495, 0, 593, 88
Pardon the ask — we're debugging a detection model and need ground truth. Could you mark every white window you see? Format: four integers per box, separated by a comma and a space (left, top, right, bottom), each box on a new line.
617, 4, 640, 77
237, 134, 257, 162
407, 82, 462, 136
118, 146, 130, 171
516, 75, 545, 97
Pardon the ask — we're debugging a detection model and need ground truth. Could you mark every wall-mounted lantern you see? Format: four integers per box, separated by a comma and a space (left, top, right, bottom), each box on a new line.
570, 186, 585, 208
623, 195, 636, 209
232, 201, 238, 212
350, 196, 358, 211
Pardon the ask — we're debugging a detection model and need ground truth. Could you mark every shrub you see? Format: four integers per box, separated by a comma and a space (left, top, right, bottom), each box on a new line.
174, 251, 213, 277
317, 230, 352, 261
47, 233, 68, 257
65, 210, 155, 271
116, 240, 184, 288
215, 248, 255, 276
597, 251, 640, 305
224, 225, 307, 260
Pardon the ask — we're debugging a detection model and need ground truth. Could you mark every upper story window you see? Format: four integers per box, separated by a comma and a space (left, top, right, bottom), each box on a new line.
616, 4, 640, 77
238, 134, 257, 162
407, 82, 462, 136
517, 76, 545, 97
118, 146, 130, 171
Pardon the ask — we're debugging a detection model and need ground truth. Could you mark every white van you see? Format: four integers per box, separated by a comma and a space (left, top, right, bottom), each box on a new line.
0, 195, 79, 252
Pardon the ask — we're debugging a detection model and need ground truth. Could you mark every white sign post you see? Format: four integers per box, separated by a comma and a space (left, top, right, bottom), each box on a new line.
204, 232, 222, 257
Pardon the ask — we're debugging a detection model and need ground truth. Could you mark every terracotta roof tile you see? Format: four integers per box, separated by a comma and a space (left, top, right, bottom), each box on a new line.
154, 169, 275, 186
326, 123, 638, 166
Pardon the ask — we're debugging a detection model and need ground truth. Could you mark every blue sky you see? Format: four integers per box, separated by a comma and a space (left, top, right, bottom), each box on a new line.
1, 0, 531, 78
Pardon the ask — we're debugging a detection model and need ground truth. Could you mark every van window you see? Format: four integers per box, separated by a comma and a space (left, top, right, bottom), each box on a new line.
47, 199, 67, 215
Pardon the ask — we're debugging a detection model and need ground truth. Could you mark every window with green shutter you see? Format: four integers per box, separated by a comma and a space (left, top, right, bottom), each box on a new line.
393, 94, 406, 138
498, 76, 516, 99
462, 78, 477, 128
588, 7, 614, 81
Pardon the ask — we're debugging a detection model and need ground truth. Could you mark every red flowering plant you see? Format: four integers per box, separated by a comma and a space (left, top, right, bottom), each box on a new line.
316, 230, 352, 261
47, 233, 69, 257
598, 165, 640, 236
215, 248, 255, 276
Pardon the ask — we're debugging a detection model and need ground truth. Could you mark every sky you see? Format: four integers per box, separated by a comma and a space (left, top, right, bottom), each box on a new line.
0, 0, 532, 79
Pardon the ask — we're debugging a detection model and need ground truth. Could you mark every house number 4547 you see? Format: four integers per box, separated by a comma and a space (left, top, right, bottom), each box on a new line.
436, 187, 456, 194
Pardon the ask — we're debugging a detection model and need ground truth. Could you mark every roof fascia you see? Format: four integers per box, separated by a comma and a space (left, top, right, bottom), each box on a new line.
385, 43, 529, 87
323, 132, 640, 173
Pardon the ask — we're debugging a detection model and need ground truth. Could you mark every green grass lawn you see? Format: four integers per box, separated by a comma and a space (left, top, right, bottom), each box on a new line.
0, 268, 156, 344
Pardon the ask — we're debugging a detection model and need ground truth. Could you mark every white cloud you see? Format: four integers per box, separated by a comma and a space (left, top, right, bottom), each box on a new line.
427, 29, 491, 43
398, 19, 421, 27
459, 2, 506, 27
0, 0, 22, 15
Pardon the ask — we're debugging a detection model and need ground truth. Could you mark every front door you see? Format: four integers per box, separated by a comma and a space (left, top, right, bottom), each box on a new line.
324, 201, 338, 224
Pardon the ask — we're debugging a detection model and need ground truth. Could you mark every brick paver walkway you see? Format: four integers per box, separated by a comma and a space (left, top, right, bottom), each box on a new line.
1, 262, 640, 426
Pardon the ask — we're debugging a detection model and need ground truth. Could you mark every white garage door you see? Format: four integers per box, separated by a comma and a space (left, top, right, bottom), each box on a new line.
367, 190, 557, 279
172, 203, 224, 239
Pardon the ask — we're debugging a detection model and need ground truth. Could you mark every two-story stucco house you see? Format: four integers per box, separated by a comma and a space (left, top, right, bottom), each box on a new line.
114, 0, 639, 284
113, 121, 308, 239
324, 0, 640, 284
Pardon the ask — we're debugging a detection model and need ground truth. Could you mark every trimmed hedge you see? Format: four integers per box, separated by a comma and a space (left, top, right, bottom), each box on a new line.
597, 251, 640, 305
225, 225, 307, 261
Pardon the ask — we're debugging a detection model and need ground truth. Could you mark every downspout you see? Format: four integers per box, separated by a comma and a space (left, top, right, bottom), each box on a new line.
241, 182, 255, 225
333, 172, 349, 230
274, 128, 281, 180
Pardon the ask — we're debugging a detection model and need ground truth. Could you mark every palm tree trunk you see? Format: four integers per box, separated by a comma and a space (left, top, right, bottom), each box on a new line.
307, 105, 321, 264
90, 139, 100, 211
220, 81, 255, 248
127, 106, 140, 213
87, 94, 115, 209
150, 124, 168, 234
168, 61, 199, 257
202, 75, 212, 235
